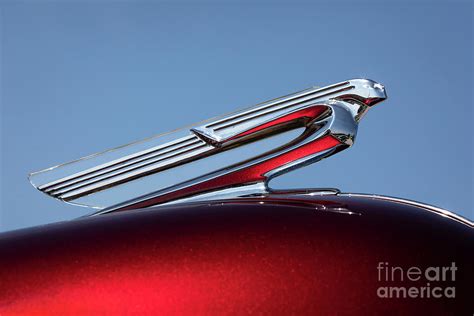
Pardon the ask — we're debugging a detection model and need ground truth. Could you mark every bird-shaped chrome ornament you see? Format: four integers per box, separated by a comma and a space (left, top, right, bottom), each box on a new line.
29, 79, 387, 214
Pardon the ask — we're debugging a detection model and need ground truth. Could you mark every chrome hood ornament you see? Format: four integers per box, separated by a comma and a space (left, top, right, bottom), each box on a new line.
29, 79, 387, 214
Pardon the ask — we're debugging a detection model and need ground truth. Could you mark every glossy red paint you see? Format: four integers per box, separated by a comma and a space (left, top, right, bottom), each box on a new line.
229, 106, 327, 140
0, 195, 472, 315
120, 135, 341, 211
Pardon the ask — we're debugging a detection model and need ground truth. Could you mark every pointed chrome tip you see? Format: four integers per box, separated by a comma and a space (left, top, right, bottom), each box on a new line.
348, 78, 387, 107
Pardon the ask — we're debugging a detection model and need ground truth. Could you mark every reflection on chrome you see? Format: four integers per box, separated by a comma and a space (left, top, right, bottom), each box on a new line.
29, 79, 387, 214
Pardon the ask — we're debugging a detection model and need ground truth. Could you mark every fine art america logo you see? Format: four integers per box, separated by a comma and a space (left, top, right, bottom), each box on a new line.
377, 262, 457, 299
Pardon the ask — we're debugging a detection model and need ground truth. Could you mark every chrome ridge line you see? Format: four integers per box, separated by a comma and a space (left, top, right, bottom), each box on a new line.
339, 193, 474, 227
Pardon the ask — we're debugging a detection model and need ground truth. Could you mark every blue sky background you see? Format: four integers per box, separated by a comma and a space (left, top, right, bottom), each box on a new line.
1, 1, 472, 231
